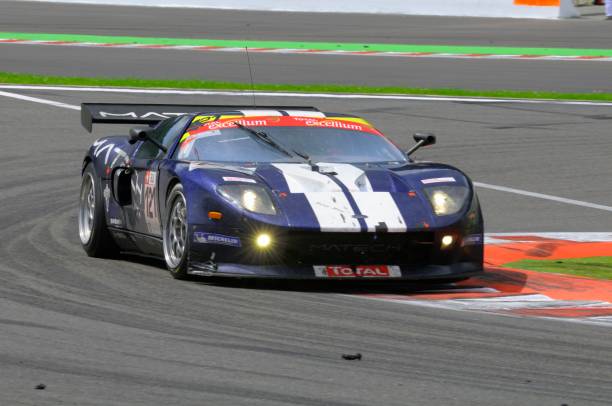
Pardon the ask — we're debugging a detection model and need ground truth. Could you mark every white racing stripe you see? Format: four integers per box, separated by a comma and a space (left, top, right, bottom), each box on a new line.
273, 163, 342, 193
272, 163, 361, 232
238, 109, 283, 116
352, 192, 407, 232
318, 163, 372, 192
273, 163, 408, 232
305, 192, 361, 232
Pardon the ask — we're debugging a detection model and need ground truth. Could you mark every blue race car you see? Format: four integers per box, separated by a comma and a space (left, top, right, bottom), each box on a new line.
79, 103, 483, 280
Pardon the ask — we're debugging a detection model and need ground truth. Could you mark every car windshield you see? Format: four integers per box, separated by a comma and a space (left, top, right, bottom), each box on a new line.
176, 117, 407, 164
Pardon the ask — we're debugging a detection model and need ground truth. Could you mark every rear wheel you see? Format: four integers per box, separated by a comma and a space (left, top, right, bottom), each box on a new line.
163, 184, 190, 279
78, 163, 118, 257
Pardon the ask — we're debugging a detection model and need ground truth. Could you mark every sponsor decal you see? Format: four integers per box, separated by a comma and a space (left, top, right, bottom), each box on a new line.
192, 115, 218, 125
109, 217, 122, 226
421, 177, 456, 184
313, 265, 401, 278
183, 116, 383, 142
92, 139, 130, 168
193, 232, 241, 247
462, 234, 483, 246
130, 170, 143, 216
103, 184, 111, 213
310, 243, 402, 254
143, 170, 160, 235
187, 162, 256, 174
207, 118, 268, 131
303, 118, 363, 131
99, 111, 188, 119
222, 176, 257, 183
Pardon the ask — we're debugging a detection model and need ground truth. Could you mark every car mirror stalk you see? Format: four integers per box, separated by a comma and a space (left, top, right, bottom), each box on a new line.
129, 127, 167, 153
406, 133, 436, 158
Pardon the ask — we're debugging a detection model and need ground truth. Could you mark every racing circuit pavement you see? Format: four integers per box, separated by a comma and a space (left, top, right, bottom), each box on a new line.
2, 2, 612, 405
1, 87, 612, 405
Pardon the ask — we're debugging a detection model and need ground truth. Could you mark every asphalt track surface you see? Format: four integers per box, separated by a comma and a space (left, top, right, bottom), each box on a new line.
2, 87, 612, 405
1, 1, 612, 92
2, 3, 612, 406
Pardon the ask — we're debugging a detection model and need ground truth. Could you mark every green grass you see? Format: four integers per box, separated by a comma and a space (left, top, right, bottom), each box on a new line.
503, 257, 612, 280
3, 71, 612, 102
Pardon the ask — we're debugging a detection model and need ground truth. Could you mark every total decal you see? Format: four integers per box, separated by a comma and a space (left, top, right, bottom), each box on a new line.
313, 265, 402, 278
143, 170, 161, 235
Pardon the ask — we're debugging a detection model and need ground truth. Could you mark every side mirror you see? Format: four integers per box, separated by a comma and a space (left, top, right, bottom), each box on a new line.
413, 133, 436, 147
128, 127, 167, 153
129, 127, 149, 144
406, 132, 436, 157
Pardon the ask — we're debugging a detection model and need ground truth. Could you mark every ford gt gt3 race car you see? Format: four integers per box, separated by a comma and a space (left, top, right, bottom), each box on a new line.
78, 103, 483, 280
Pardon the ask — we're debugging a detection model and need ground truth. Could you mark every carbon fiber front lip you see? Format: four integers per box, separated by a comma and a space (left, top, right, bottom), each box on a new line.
188, 261, 483, 279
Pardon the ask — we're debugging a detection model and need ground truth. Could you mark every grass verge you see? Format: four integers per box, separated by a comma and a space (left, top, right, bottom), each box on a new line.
503, 257, 612, 280
2, 72, 612, 102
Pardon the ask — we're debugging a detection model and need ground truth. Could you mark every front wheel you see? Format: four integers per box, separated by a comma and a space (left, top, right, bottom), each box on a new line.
163, 184, 190, 279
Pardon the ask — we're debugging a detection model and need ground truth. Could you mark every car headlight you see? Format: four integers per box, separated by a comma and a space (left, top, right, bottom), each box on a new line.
218, 185, 277, 215
424, 186, 469, 216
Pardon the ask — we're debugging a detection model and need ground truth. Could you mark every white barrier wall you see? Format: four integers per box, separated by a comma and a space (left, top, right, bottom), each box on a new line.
30, 0, 580, 19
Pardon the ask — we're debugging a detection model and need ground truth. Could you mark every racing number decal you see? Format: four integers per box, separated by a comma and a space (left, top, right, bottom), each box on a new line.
143, 170, 161, 235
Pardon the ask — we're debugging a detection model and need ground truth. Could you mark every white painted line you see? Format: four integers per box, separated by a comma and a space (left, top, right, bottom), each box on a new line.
0, 90, 80, 110
0, 87, 610, 214
2, 84, 612, 107
475, 182, 612, 212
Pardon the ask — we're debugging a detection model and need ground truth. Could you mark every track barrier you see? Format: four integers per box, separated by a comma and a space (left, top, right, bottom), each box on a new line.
32, 0, 580, 19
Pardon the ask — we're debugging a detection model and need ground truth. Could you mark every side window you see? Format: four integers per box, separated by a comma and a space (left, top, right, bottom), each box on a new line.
135, 115, 191, 159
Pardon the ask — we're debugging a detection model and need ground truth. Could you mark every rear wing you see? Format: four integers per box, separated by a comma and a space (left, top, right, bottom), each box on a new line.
80, 103, 320, 132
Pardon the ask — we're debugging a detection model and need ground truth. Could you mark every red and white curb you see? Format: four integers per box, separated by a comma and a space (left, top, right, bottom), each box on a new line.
356, 232, 612, 327
1, 38, 612, 62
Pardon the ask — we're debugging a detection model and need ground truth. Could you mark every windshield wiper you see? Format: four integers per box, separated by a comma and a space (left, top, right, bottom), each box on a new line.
293, 149, 337, 174
233, 122, 294, 158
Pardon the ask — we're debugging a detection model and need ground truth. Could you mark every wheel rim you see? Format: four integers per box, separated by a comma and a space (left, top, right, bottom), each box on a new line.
164, 193, 187, 268
78, 173, 96, 245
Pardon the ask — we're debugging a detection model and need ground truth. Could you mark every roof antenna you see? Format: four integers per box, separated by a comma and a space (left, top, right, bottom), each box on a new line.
245, 24, 256, 107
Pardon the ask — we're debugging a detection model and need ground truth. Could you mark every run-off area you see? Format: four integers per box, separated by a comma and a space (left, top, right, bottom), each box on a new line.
2, 87, 612, 406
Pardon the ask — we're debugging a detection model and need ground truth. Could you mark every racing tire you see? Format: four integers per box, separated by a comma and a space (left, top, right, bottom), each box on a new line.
163, 184, 190, 279
78, 163, 118, 258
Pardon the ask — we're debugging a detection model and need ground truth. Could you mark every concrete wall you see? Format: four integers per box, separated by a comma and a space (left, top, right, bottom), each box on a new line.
28, 0, 580, 19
